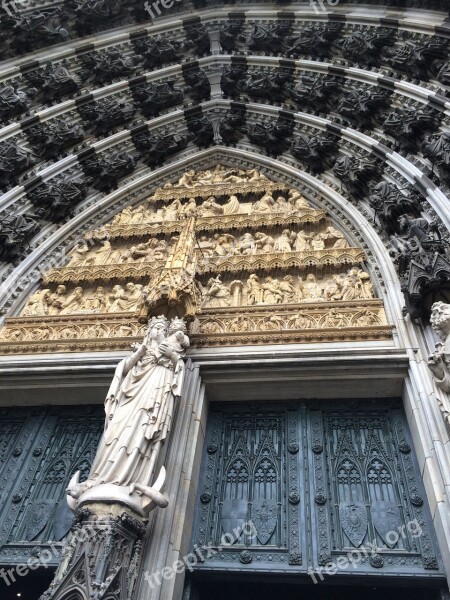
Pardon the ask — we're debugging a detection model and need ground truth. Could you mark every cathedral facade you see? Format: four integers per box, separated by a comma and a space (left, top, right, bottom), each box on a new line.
1, 1, 450, 599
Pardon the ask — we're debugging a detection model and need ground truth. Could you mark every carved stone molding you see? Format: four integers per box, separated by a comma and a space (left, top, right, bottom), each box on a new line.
103, 209, 327, 239
0, 314, 145, 354
151, 177, 288, 202
197, 248, 366, 275
190, 300, 390, 347
43, 262, 165, 284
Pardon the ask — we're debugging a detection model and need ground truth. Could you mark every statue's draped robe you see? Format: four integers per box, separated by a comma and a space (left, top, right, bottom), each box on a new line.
88, 347, 184, 487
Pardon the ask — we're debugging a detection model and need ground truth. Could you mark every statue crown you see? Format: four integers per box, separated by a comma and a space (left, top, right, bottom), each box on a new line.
169, 317, 187, 334
148, 315, 169, 329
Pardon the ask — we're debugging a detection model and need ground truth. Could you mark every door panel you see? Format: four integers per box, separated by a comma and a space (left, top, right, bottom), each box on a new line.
0, 405, 103, 566
191, 399, 443, 580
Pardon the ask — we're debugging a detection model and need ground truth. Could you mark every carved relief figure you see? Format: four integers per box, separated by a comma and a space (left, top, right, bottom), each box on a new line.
60, 286, 84, 314
324, 276, 343, 302
182, 198, 197, 217
236, 233, 256, 255
213, 234, 236, 257
84, 286, 108, 312
247, 274, 264, 305
428, 302, 450, 394
92, 240, 113, 265
255, 232, 275, 253
289, 189, 311, 210
311, 234, 326, 251
322, 308, 348, 328
280, 275, 296, 303
288, 312, 315, 329
262, 277, 283, 304
353, 310, 380, 327
304, 274, 323, 301
48, 285, 67, 315
109, 283, 145, 313
259, 315, 285, 331
198, 197, 223, 217
275, 229, 292, 253
229, 316, 249, 332
251, 192, 274, 213
201, 276, 231, 308
67, 242, 94, 267
22, 289, 51, 316
340, 270, 359, 301
325, 226, 350, 249
294, 230, 312, 252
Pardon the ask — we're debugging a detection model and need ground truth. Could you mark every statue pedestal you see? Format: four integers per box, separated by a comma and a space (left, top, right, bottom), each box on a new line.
40, 503, 147, 600
78, 484, 152, 518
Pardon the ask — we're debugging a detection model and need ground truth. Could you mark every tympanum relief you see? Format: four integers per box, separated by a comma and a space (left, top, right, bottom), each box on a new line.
0, 166, 391, 353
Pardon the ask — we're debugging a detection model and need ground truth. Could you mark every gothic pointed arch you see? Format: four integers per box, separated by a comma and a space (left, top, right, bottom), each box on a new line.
2, 3, 450, 598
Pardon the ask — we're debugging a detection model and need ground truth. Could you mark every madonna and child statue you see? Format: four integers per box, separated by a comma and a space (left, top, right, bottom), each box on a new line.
66, 315, 189, 517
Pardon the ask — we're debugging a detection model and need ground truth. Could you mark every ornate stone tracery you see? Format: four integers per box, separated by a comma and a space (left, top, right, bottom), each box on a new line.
0, 166, 390, 353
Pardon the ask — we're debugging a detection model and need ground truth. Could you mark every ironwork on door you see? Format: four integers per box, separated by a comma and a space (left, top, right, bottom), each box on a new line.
191, 400, 443, 578
0, 405, 103, 566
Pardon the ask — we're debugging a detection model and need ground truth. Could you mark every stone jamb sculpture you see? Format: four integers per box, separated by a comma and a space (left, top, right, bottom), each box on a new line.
66, 315, 189, 517
428, 302, 450, 394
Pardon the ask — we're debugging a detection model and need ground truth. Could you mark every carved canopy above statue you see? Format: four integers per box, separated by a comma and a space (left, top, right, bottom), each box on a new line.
0, 166, 391, 353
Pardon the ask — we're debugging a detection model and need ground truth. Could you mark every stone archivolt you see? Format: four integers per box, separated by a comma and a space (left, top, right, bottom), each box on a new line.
0, 167, 391, 353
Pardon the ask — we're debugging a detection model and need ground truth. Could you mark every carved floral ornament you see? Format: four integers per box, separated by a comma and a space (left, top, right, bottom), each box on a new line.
0, 167, 392, 354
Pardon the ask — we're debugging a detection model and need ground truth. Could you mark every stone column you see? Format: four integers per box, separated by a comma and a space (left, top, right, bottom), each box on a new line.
135, 359, 206, 600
